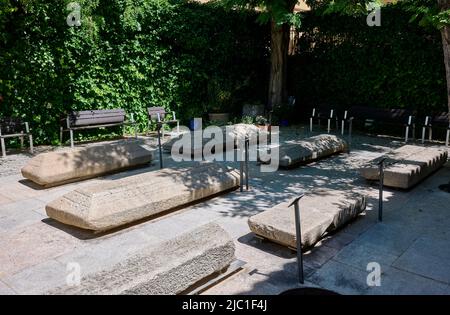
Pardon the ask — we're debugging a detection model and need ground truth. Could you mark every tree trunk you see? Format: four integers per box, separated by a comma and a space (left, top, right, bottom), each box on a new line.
441, 26, 450, 113
267, 21, 291, 110
438, 0, 450, 112
267, 1, 297, 111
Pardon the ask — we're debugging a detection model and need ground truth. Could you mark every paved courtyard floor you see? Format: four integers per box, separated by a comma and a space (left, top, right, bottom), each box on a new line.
0, 127, 450, 295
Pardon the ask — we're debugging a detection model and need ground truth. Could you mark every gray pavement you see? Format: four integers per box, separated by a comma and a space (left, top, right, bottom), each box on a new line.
0, 127, 449, 295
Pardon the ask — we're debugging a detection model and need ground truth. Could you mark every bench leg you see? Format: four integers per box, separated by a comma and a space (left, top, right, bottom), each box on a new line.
327, 119, 331, 134
70, 129, 74, 148
29, 134, 34, 153
1, 137, 6, 157
309, 118, 313, 133
405, 126, 409, 143
446, 129, 450, 147
60, 127, 63, 145
429, 127, 432, 141
20, 131, 24, 148
177, 121, 180, 134
341, 120, 345, 135
421, 127, 426, 144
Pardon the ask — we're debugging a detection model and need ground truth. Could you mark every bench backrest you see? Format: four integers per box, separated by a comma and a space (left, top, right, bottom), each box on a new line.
311, 107, 346, 119
0, 117, 23, 134
349, 106, 413, 123
68, 109, 126, 127
431, 112, 450, 127
148, 107, 167, 122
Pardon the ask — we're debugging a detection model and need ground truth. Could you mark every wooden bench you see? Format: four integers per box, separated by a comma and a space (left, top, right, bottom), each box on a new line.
147, 107, 179, 137
309, 107, 340, 134
0, 117, 33, 157
421, 112, 450, 146
345, 106, 416, 142
60, 109, 137, 147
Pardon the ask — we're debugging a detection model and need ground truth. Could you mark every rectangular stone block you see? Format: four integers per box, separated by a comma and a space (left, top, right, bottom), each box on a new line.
276, 134, 348, 168
248, 189, 366, 249
48, 223, 235, 295
46, 162, 240, 231
163, 124, 259, 155
21, 141, 152, 187
359, 145, 448, 189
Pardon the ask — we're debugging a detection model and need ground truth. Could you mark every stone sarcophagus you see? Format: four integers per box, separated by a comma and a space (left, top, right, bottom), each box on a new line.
248, 189, 366, 249
275, 134, 347, 168
21, 141, 152, 187
359, 145, 448, 189
46, 163, 240, 231
48, 223, 236, 295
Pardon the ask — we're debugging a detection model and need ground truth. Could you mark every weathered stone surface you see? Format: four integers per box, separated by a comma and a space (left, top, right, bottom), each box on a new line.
21, 142, 152, 187
276, 134, 348, 168
248, 189, 366, 249
359, 145, 448, 189
49, 223, 235, 295
46, 163, 240, 231
163, 124, 259, 155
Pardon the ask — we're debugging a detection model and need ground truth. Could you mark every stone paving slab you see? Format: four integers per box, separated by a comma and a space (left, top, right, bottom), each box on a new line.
392, 237, 450, 284
0, 280, 15, 295
248, 189, 367, 249
353, 223, 419, 257
49, 223, 235, 295
366, 266, 450, 295
307, 260, 370, 295
0, 222, 80, 276
46, 162, 240, 231
21, 141, 153, 187
333, 241, 399, 271
1, 259, 67, 294
360, 145, 448, 189
0, 193, 13, 206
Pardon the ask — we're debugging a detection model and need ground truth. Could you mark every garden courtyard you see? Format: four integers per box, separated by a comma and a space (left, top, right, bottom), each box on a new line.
1, 128, 450, 295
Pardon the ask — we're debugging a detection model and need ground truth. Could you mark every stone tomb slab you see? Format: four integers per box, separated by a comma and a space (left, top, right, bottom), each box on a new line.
48, 223, 235, 295
21, 141, 152, 187
248, 189, 366, 249
275, 134, 348, 168
46, 163, 240, 231
163, 124, 259, 156
359, 145, 448, 189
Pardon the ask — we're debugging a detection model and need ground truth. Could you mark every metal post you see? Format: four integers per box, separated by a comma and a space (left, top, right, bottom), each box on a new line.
405, 116, 412, 143
0, 129, 5, 157
348, 117, 353, 153
327, 109, 333, 134
20, 131, 24, 148
341, 111, 347, 136
25, 122, 33, 153
69, 129, 74, 148
422, 116, 429, 144
310, 108, 315, 133
240, 137, 244, 192
446, 128, 449, 147
240, 160, 244, 192
245, 136, 249, 191
378, 158, 386, 222
289, 194, 305, 284
157, 122, 163, 169
130, 113, 137, 139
